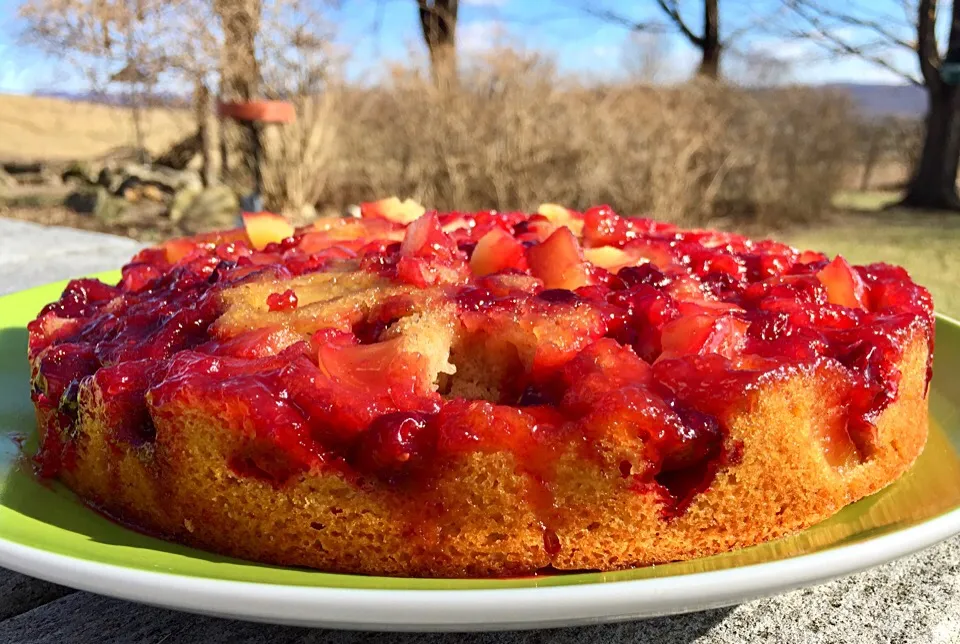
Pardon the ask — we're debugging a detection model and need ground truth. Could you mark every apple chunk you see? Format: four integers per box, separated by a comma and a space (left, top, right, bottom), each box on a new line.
816, 256, 867, 309
400, 212, 457, 258
242, 212, 295, 251
583, 246, 636, 272
659, 314, 749, 360
526, 226, 590, 290
470, 227, 526, 276
361, 197, 426, 224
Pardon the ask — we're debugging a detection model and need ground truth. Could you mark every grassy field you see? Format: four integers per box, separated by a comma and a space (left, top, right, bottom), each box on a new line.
0, 94, 189, 161
781, 210, 960, 317
831, 190, 904, 212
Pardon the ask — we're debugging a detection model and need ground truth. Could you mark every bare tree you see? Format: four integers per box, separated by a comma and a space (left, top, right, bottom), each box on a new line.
216, 0, 262, 102
910, 0, 960, 209
19, 0, 175, 155
19, 0, 225, 177
20, 0, 336, 210
621, 31, 669, 83
664, 0, 720, 79
418, 0, 458, 88
214, 0, 263, 179
782, 0, 960, 211
587, 0, 722, 79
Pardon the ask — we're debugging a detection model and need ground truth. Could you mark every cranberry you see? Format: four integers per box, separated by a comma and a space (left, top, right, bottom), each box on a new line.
35, 343, 100, 402
700, 271, 742, 298
354, 411, 435, 480
266, 289, 299, 312
121, 263, 164, 293
618, 264, 672, 290
583, 205, 633, 246
512, 221, 532, 236
537, 289, 581, 304
42, 278, 120, 318
457, 287, 498, 312
262, 236, 301, 253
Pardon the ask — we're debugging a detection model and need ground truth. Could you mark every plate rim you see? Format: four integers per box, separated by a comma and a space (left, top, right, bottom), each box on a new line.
2, 277, 959, 629
1, 505, 959, 629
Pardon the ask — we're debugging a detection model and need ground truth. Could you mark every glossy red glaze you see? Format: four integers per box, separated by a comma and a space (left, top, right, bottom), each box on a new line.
28, 207, 934, 526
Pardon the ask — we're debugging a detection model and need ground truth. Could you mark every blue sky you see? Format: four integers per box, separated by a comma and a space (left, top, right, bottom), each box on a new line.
0, 0, 928, 94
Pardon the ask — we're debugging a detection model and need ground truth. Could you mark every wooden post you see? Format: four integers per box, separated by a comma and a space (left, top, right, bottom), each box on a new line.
195, 78, 222, 186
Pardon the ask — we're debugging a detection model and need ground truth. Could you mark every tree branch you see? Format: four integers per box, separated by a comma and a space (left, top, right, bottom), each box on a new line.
782, 0, 922, 85
801, 3, 916, 51
579, 6, 665, 34
653, 0, 704, 46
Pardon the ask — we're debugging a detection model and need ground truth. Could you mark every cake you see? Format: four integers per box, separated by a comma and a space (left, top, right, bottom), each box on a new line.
27, 200, 934, 577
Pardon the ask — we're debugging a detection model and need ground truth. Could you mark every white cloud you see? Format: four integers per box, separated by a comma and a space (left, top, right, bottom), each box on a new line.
591, 45, 617, 59
458, 20, 508, 53
745, 37, 817, 62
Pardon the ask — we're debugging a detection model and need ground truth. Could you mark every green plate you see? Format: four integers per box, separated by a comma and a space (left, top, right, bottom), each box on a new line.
2, 273, 959, 606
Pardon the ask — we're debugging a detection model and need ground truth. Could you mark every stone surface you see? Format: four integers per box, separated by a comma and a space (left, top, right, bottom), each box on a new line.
169, 184, 240, 232
0, 169, 16, 191
1, 216, 958, 643
0, 219, 143, 295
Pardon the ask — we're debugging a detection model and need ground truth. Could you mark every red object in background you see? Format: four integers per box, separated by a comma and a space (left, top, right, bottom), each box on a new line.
217, 100, 296, 124
217, 100, 297, 211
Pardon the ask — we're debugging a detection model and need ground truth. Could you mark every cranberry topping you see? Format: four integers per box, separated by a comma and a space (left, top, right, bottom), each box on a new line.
537, 289, 581, 304
266, 289, 298, 312
618, 264, 673, 290
28, 205, 934, 538
353, 411, 435, 480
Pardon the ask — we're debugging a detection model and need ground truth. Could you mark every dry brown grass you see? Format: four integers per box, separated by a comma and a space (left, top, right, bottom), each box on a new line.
1, 53, 858, 227
302, 52, 856, 226
0, 94, 191, 161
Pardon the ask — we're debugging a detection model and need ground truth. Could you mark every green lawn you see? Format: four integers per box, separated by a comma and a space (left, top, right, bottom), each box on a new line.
778, 210, 960, 317
831, 190, 903, 213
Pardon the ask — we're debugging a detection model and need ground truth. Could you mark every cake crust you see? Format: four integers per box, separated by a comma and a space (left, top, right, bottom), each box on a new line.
45, 335, 927, 577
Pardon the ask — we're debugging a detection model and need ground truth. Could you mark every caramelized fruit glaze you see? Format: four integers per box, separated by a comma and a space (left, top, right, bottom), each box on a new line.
28, 205, 934, 522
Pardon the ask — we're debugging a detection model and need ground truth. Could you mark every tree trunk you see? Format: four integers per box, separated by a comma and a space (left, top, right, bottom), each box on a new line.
130, 85, 146, 164
696, 0, 721, 79
419, 0, 459, 89
860, 126, 882, 191
195, 78, 221, 187
217, 0, 260, 101
215, 0, 262, 178
901, 85, 960, 211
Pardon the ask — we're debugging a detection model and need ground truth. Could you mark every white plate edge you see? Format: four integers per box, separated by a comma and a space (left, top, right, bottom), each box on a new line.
1, 505, 959, 631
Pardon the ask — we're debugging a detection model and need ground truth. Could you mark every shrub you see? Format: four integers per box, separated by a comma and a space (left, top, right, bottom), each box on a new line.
279, 50, 858, 227
260, 91, 343, 221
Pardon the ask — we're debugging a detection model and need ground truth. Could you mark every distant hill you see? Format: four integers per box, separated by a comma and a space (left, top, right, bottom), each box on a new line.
827, 83, 927, 119
31, 83, 929, 119
0, 94, 189, 161
33, 90, 189, 109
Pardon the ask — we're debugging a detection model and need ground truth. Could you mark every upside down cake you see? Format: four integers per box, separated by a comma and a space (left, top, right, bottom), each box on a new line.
27, 199, 933, 577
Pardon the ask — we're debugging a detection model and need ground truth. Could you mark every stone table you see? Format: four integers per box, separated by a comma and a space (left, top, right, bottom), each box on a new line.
1, 218, 958, 644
